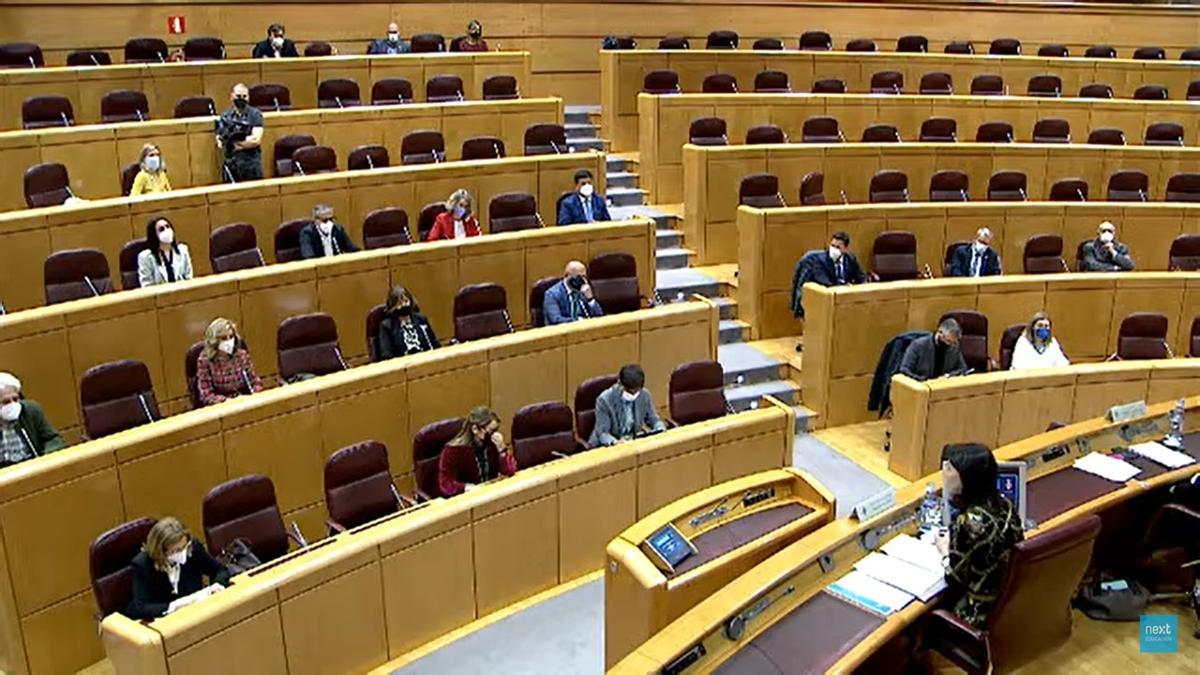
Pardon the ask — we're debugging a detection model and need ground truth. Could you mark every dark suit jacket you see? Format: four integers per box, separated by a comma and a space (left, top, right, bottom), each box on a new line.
543, 279, 603, 325
1079, 240, 1135, 272
557, 192, 611, 225
948, 246, 1002, 277
791, 249, 865, 317
126, 539, 231, 619
898, 334, 969, 382
299, 222, 359, 259
377, 313, 440, 359
252, 38, 299, 58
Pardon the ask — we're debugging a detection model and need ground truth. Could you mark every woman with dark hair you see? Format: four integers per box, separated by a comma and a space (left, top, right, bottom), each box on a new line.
377, 286, 440, 359
936, 443, 1024, 627
437, 406, 517, 496
136, 215, 193, 287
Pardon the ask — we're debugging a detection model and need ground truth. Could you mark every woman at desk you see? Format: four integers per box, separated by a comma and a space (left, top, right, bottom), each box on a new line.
937, 443, 1024, 627
1010, 312, 1070, 371
437, 406, 517, 496
126, 517, 230, 619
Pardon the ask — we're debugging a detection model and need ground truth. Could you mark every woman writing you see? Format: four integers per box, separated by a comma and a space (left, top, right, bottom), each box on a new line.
427, 189, 481, 241
195, 317, 265, 406
129, 143, 173, 196
136, 215, 193, 287
437, 407, 518, 496
377, 286, 440, 359
1010, 312, 1070, 371
127, 517, 230, 619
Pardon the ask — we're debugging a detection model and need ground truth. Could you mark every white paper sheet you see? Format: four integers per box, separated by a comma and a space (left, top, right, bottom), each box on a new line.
1129, 441, 1196, 470
1074, 452, 1141, 483
855, 551, 947, 602
881, 533, 944, 574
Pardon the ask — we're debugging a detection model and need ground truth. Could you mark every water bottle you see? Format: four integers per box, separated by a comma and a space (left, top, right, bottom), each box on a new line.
918, 483, 941, 534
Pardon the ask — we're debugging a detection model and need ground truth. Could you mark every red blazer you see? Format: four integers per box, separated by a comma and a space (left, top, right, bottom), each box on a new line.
427, 212, 481, 241
437, 440, 517, 496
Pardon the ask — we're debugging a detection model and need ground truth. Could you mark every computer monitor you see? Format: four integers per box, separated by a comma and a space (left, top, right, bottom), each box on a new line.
996, 461, 1029, 529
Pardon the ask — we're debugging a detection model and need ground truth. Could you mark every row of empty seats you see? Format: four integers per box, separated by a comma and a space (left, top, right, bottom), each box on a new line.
20, 74, 520, 129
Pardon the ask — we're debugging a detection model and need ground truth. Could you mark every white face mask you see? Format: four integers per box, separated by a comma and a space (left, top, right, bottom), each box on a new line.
218, 338, 237, 355
828, 246, 843, 262
579, 183, 594, 198
157, 227, 174, 245
387, 32, 400, 43
973, 240, 988, 253
1099, 231, 1114, 243
318, 219, 334, 235
271, 36, 285, 49
621, 390, 639, 402
144, 156, 161, 172
0, 401, 20, 422
167, 547, 188, 566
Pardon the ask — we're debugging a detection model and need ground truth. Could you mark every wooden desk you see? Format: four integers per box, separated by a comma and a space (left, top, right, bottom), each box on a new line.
0, 150, 603, 313
639, 92, 1200, 202
612, 397, 1200, 674
96, 400, 796, 675
0, 95, 561, 211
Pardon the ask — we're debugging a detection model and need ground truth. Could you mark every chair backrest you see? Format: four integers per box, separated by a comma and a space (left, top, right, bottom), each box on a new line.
317, 78, 361, 108
371, 78, 413, 105
362, 207, 411, 250
802, 116, 841, 143
324, 441, 399, 530
453, 283, 512, 342
488, 192, 540, 233
118, 239, 144, 290
1027, 74, 1062, 97
1022, 234, 1066, 274
1191, 316, 1200, 357
1117, 313, 1170, 359
1165, 173, 1200, 202
799, 172, 826, 205
588, 252, 641, 315
575, 375, 618, 442
1169, 234, 1200, 271
411, 33, 446, 53
919, 72, 952, 95
869, 170, 909, 203
1085, 44, 1116, 58
657, 37, 690, 50
124, 37, 167, 63
524, 123, 567, 155
930, 170, 969, 202
811, 78, 847, 94
988, 171, 1028, 201
291, 145, 338, 175
202, 474, 289, 563
277, 312, 345, 380
1145, 122, 1184, 147
985, 515, 1101, 673
304, 42, 334, 57
605, 36, 638, 50
417, 203, 447, 241
702, 73, 738, 94
400, 129, 445, 165
870, 70, 903, 94
688, 116, 727, 145
365, 304, 385, 362
1087, 128, 1126, 146
643, 69, 681, 94
1182, 47, 1200, 61
896, 35, 928, 53
1133, 84, 1168, 100
1049, 179, 1088, 201
249, 83, 291, 112
752, 38, 784, 50
919, 117, 957, 142
274, 219, 308, 263
944, 41, 974, 55
412, 418, 462, 499
753, 70, 790, 93
798, 31, 832, 51
426, 74, 464, 102
22, 95, 74, 129
1038, 44, 1069, 57
89, 517, 156, 617
529, 275, 560, 328
872, 231, 919, 280
1078, 83, 1114, 99
100, 89, 149, 123
862, 124, 900, 143
66, 49, 112, 66
183, 37, 225, 61
185, 341, 205, 408
119, 162, 140, 197
976, 121, 1014, 143
272, 134, 316, 177
669, 360, 727, 425
845, 39, 877, 52
990, 38, 1021, 55
348, 144, 390, 171
44, 248, 111, 304
461, 136, 506, 161
482, 75, 519, 100
1188, 80, 1200, 101
970, 74, 1005, 96
80, 359, 159, 439
0, 42, 42, 68
1134, 46, 1166, 60
704, 30, 738, 49
939, 310, 989, 373
943, 241, 970, 276
511, 401, 577, 468
999, 323, 1025, 370
1032, 118, 1070, 143
173, 95, 217, 119
745, 124, 787, 144
739, 173, 784, 208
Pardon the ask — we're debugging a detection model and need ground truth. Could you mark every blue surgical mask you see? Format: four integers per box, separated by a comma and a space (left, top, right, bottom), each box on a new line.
452, 205, 466, 219
1035, 327, 1051, 341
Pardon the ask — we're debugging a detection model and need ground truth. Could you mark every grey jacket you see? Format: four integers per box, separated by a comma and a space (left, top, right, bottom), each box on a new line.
137, 244, 193, 287
1079, 239, 1134, 272
898, 334, 968, 382
589, 383, 666, 448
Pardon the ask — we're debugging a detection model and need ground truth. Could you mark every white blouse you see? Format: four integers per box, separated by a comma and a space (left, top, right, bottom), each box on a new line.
1010, 334, 1070, 371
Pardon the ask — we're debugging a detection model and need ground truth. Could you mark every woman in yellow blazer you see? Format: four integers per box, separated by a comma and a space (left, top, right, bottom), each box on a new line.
130, 143, 173, 196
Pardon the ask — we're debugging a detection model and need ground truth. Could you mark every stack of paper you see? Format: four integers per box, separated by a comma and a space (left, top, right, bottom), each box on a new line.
855, 552, 947, 601
1129, 441, 1196, 469
1074, 452, 1141, 483
882, 533, 944, 573
827, 569, 915, 616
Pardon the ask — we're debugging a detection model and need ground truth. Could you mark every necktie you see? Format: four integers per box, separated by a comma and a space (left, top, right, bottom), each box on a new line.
582, 196, 593, 222
971, 251, 981, 277
835, 259, 845, 283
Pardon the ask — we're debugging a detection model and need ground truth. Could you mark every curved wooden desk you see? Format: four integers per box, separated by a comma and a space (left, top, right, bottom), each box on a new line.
96, 401, 797, 675
612, 396, 1200, 674
686, 143, 1200, 265
639, 92, 1200, 202
0, 95, 561, 211
0, 149, 603, 313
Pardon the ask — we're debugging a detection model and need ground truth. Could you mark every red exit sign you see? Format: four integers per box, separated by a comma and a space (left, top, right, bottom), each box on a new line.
167, 16, 186, 34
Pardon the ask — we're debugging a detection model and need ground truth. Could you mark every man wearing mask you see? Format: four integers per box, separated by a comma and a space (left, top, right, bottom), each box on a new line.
790, 231, 865, 320
589, 364, 667, 447
948, 227, 1002, 277
543, 260, 604, 325
252, 23, 299, 58
453, 20, 490, 52
898, 318, 970, 382
300, 204, 360, 259
367, 22, 411, 55
0, 373, 65, 468
557, 169, 612, 225
1079, 221, 1135, 272
215, 83, 264, 182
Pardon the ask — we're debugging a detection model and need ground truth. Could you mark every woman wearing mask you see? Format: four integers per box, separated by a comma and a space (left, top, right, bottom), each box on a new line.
453, 20, 489, 52
195, 317, 264, 406
1009, 311, 1070, 371
137, 215, 193, 287
127, 517, 230, 619
377, 286, 440, 360
130, 143, 172, 196
427, 189, 481, 241
437, 406, 518, 496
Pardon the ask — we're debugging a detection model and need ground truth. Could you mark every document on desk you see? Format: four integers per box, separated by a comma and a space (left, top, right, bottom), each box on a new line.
881, 533, 944, 574
1073, 452, 1141, 483
855, 552, 947, 602
827, 569, 915, 617
1128, 441, 1196, 469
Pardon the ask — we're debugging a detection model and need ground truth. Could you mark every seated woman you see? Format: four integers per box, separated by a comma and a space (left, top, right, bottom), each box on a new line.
437, 406, 517, 496
377, 286, 440, 359
936, 443, 1025, 628
453, 20, 489, 52
1010, 311, 1069, 371
129, 143, 172, 196
137, 215, 193, 287
196, 317, 264, 406
427, 189, 481, 241
127, 517, 230, 619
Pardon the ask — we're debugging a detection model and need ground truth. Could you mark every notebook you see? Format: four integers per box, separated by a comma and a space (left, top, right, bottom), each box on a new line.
1073, 452, 1141, 483
827, 569, 915, 617
1128, 441, 1196, 470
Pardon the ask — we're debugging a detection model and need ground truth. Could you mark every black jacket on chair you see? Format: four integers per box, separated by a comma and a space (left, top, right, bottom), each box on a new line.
947, 245, 1002, 277
791, 249, 865, 317
126, 538, 230, 619
299, 222, 360, 259
868, 331, 928, 415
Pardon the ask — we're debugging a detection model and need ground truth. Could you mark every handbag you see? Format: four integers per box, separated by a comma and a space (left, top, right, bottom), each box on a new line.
1074, 578, 1149, 621
217, 538, 262, 575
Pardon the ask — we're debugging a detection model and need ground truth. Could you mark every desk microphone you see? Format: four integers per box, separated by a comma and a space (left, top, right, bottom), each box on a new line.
18, 428, 40, 457
83, 275, 100, 297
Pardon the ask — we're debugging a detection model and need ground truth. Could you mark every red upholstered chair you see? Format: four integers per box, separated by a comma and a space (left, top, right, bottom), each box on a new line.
798, 31, 832, 51
1112, 313, 1172, 360
324, 441, 404, 531
118, 239, 145, 290
811, 78, 847, 94
1191, 317, 1200, 357
100, 90, 149, 123
317, 78, 361, 108
871, 231, 924, 281
970, 75, 1005, 96
80, 359, 160, 439
574, 374, 618, 444
488, 192, 541, 234
411, 33, 446, 53
753, 70, 790, 93
669, 361, 728, 425
400, 130, 445, 165
1032, 118, 1070, 143
248, 83, 291, 112
1049, 179, 1088, 201
862, 124, 901, 143
1027, 74, 1063, 97
1106, 170, 1149, 202
940, 310, 992, 372
657, 37, 690, 50
869, 170, 909, 203
184, 341, 205, 408
896, 35, 928, 53
453, 283, 513, 342
1087, 128, 1126, 145
987, 171, 1028, 201
944, 41, 974, 55
739, 173, 785, 208
202, 475, 293, 563
371, 78, 413, 105
482, 75, 519, 100
1189, 80, 1200, 101
1165, 173, 1200, 202
799, 172, 826, 206
870, 71, 903, 94
1078, 83, 1114, 99
702, 73, 738, 93
1145, 122, 1185, 147
643, 69, 681, 94
920, 117, 957, 142
919, 72, 953, 95
291, 145, 338, 175
461, 136, 506, 160
802, 116, 842, 143
173, 96, 216, 118
976, 122, 1014, 143
276, 312, 347, 381
745, 124, 787, 144
1022, 235, 1067, 274
989, 38, 1021, 55
426, 75, 464, 102
119, 162, 140, 197
0, 42, 43, 67
274, 219, 308, 263
524, 123, 567, 155
183, 37, 225, 61
998, 323, 1025, 370
304, 42, 334, 57
753, 38, 784, 51
511, 402, 578, 468
529, 276, 560, 328
362, 208, 411, 250
925, 515, 1101, 675
845, 39, 877, 52
417, 203, 446, 241
272, 134, 316, 177
1085, 44, 1116, 58
22, 95, 74, 129
44, 248, 112, 304
67, 49, 111, 66
930, 171, 969, 201
689, 117, 728, 145
89, 518, 156, 618
124, 38, 168, 63
1134, 46, 1166, 60
1169, 234, 1200, 271
348, 144, 390, 171
943, 242, 970, 276
412, 417, 462, 500
1182, 48, 1200, 61
1134, 84, 1169, 101
589, 252, 643, 315
1039, 44, 1069, 57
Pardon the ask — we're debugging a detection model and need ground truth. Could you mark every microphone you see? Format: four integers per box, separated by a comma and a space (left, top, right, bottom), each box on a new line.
134, 109, 144, 122
241, 368, 253, 394
65, 185, 76, 199
334, 347, 348, 370
1140, 190, 1148, 202
1076, 188, 1085, 201
89, 54, 101, 66
18, 428, 39, 457
207, 101, 216, 115
432, 149, 442, 163
290, 522, 309, 548
335, 96, 344, 109
137, 393, 155, 422
157, 52, 166, 64
223, 163, 237, 184
1004, 85, 1010, 96
365, 154, 375, 170
83, 275, 100, 297
60, 112, 71, 126
1006, 132, 1014, 143
456, 90, 465, 102
295, 162, 305, 175
28, 56, 37, 68
1018, 188, 1028, 200
389, 484, 405, 507
836, 130, 845, 142
492, 141, 502, 158
549, 139, 562, 154
0, 301, 6, 315
273, 96, 281, 112
892, 82, 900, 95
839, 190, 849, 205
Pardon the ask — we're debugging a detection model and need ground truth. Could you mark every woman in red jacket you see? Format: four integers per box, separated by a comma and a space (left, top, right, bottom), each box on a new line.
438, 406, 517, 496
426, 188, 481, 241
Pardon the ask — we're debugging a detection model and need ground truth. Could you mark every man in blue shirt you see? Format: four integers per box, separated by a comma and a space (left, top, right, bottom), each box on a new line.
557, 169, 612, 225
543, 260, 603, 325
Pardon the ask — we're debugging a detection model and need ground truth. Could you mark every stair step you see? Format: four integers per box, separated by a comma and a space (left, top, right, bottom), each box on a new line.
713, 297, 739, 321
719, 319, 750, 345
606, 171, 639, 189
791, 404, 818, 434
564, 123, 600, 139
607, 186, 646, 207
725, 379, 801, 412
566, 137, 606, 152
655, 246, 693, 270
606, 155, 627, 173
718, 342, 783, 385
609, 204, 672, 228
655, 268, 721, 301
564, 111, 591, 126
565, 104, 601, 115
656, 228, 682, 249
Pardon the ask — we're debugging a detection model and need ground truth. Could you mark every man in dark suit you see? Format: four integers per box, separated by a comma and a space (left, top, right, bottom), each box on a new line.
1079, 221, 1135, 272
557, 169, 612, 225
947, 227, 1002, 277
252, 23, 299, 59
791, 231, 865, 319
300, 204, 359, 259
898, 318, 969, 381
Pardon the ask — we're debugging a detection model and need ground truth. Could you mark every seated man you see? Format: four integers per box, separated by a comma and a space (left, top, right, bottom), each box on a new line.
367, 22, 410, 54
300, 204, 359, 259
252, 23, 299, 58
948, 227, 1002, 277
557, 169, 611, 225
543, 260, 603, 325
1079, 221, 1135, 272
0, 372, 65, 468
589, 364, 666, 447
791, 231, 865, 319
898, 318, 969, 381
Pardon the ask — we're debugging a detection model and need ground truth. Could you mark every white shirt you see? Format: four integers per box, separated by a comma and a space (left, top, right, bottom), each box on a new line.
1010, 334, 1070, 371
453, 220, 466, 239
319, 230, 335, 257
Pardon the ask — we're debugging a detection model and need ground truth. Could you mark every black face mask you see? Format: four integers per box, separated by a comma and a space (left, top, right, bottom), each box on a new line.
470, 31, 482, 39
394, 305, 413, 317
233, 98, 248, 110
567, 275, 585, 290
